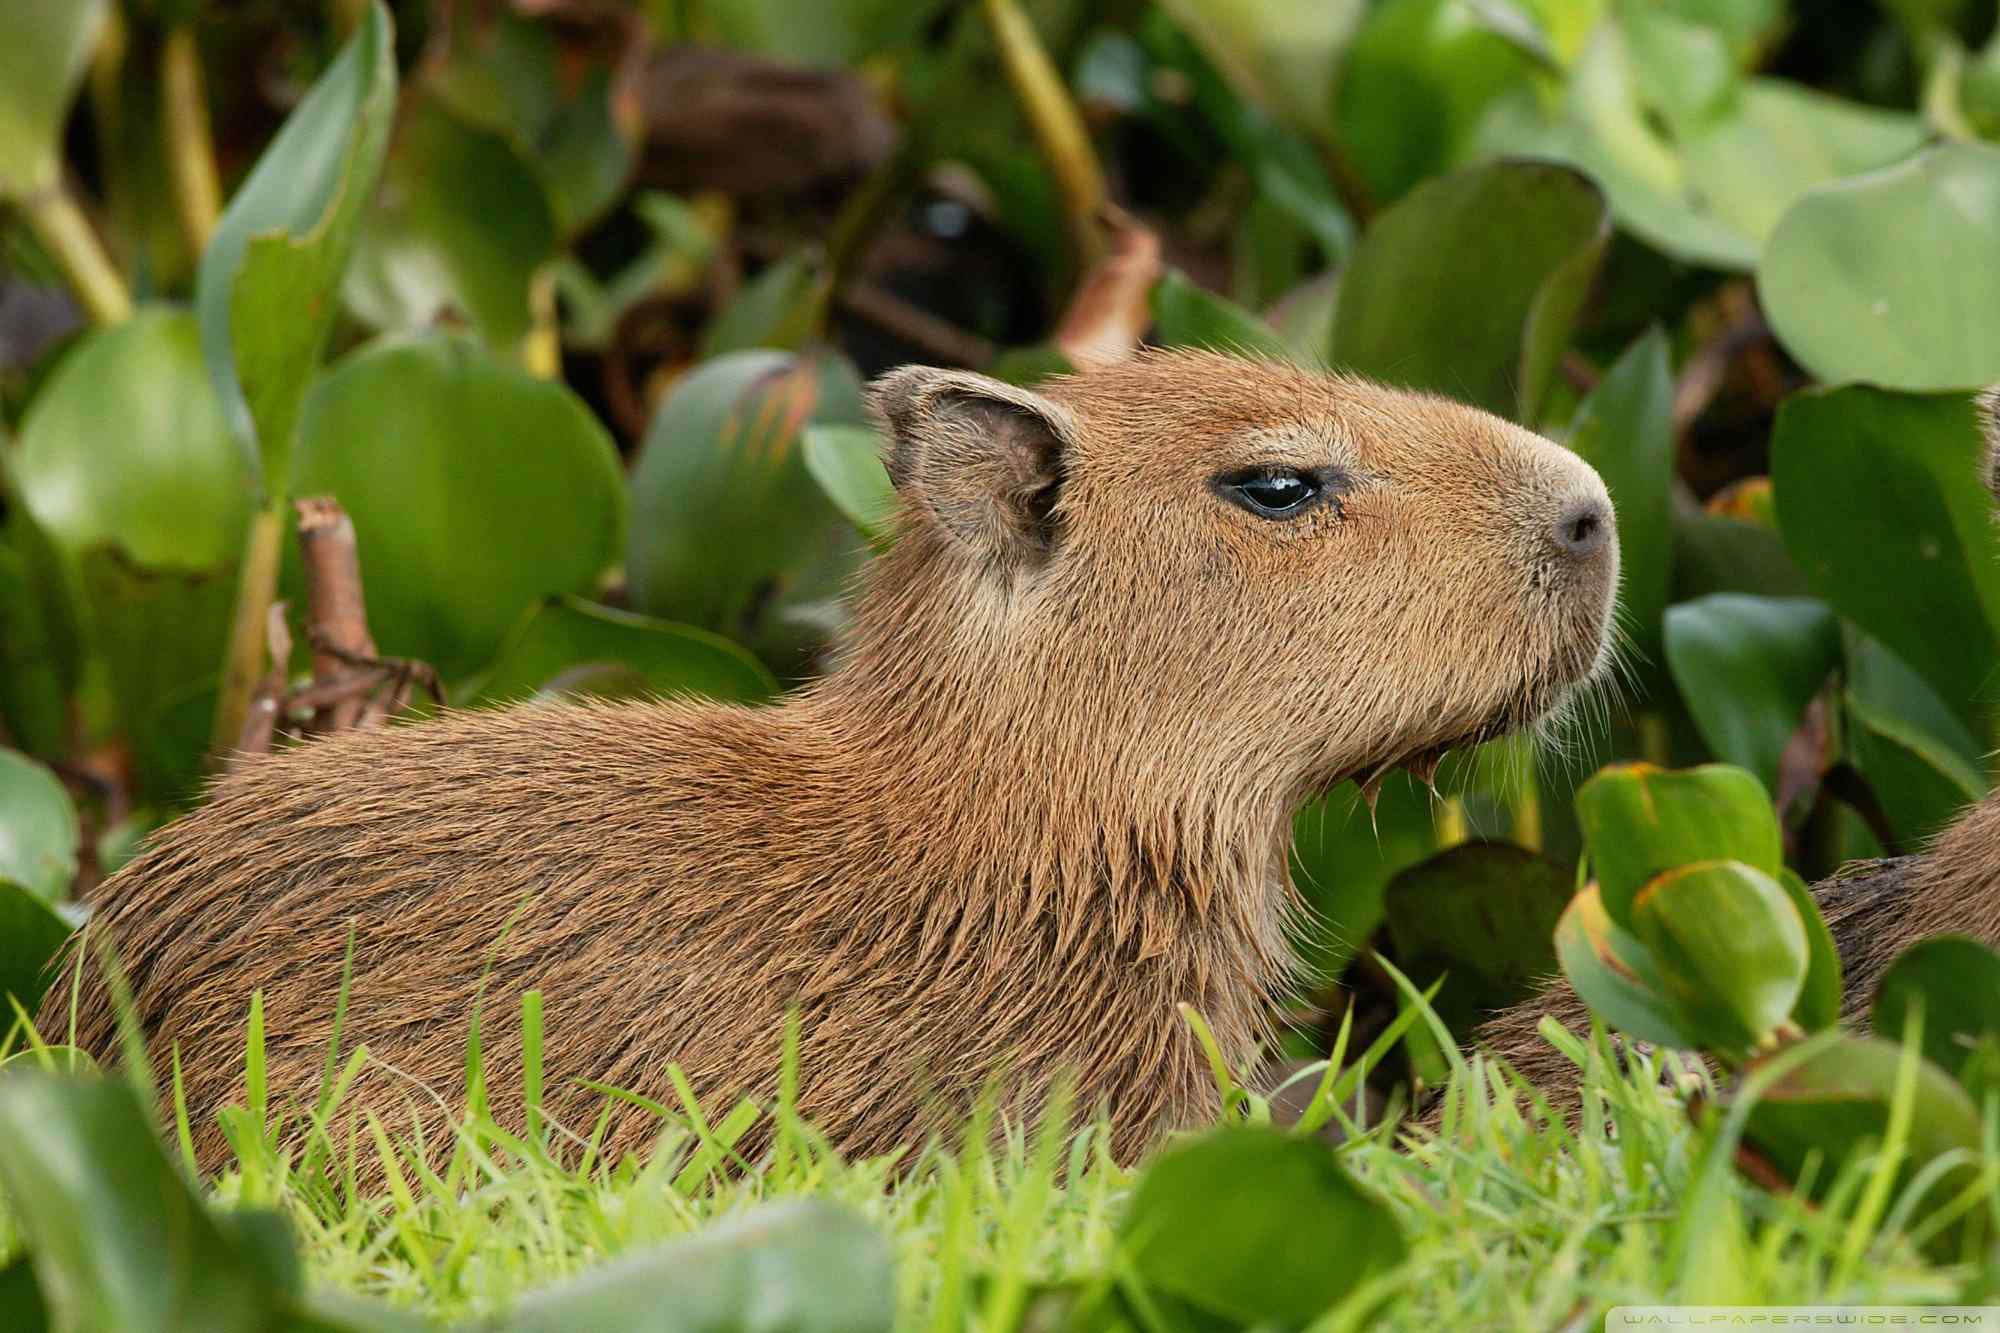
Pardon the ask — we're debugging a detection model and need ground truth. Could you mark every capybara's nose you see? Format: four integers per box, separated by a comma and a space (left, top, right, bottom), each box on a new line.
1552, 496, 1613, 561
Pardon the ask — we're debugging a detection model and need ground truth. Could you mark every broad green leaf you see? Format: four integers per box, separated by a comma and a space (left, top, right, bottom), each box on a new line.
1567, 328, 1673, 658
1329, 160, 1608, 423
1630, 859, 1809, 1051
1776, 868, 1842, 1033
627, 349, 865, 636
1156, 0, 1362, 145
1120, 1127, 1405, 1327
1149, 269, 1290, 359
504, 1199, 894, 1333
0, 881, 72, 1012
289, 335, 626, 679
701, 250, 825, 358
1555, 883, 1701, 1050
1772, 387, 2000, 726
706, 0, 933, 64
1575, 762, 1782, 929
802, 425, 898, 545
0, 542, 67, 756
0, 1255, 48, 1333
1842, 632, 1988, 848
1290, 777, 1437, 982
1761, 143, 2000, 393
466, 597, 777, 707
1670, 509, 1811, 602
1663, 595, 1840, 794
195, 1, 396, 487
0, 1074, 304, 1333
0, 0, 105, 199
1382, 841, 1572, 1032
344, 95, 558, 352
0, 749, 76, 902
1872, 937, 2000, 1083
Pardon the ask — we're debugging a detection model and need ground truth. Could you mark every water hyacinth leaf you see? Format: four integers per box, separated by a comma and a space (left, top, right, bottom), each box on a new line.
1156, 0, 1361, 145
466, 597, 776, 708
706, 0, 933, 65
1555, 882, 1701, 1050
1872, 937, 2000, 1083
701, 250, 825, 358
1575, 762, 1782, 929
0, 543, 66, 756
504, 1199, 895, 1333
1567, 328, 1672, 657
343, 94, 558, 352
1630, 859, 1809, 1052
1663, 595, 1840, 794
1776, 869, 1843, 1034
1329, 160, 1608, 423
627, 350, 865, 635
1772, 387, 2000, 726
195, 1, 396, 485
1149, 268, 1290, 359
1671, 508, 1810, 602
0, 881, 72, 1011
289, 335, 626, 680
1760, 144, 2000, 393
0, 0, 105, 198
1842, 630, 1987, 848
0, 1256, 47, 1333
1119, 1127, 1405, 1327
803, 425, 899, 545
1742, 1034, 1982, 1200
1290, 777, 1437, 981
1382, 841, 1572, 1030
0, 749, 77, 902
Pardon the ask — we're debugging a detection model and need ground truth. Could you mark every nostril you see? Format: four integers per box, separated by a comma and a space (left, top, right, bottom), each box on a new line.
1554, 500, 1610, 559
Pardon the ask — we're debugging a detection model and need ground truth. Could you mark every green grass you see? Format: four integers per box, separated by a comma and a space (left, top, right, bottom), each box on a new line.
2, 993, 1989, 1328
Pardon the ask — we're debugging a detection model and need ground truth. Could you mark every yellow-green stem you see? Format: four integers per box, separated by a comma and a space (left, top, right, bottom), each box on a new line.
981, 0, 1107, 272
161, 25, 221, 259
21, 184, 132, 325
212, 504, 286, 758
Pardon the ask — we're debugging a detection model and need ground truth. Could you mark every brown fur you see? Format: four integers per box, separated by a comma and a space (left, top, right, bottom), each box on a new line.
49, 349, 1617, 1173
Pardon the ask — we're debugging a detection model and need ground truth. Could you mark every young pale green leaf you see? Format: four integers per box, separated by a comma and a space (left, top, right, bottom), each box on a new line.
195, 0, 396, 488
1760, 143, 2000, 393
0, 749, 77, 902
0, 881, 72, 1012
289, 335, 626, 680
1155, 0, 1360, 146
802, 425, 899, 546
1776, 869, 1843, 1034
1630, 859, 1809, 1053
0, 0, 105, 199
1567, 328, 1673, 660
1663, 595, 1840, 795
1382, 841, 1572, 1032
1575, 762, 1782, 929
1329, 160, 1608, 424
1772, 387, 2000, 727
1554, 882, 1702, 1051
503, 1199, 894, 1333
1148, 268, 1291, 360
465, 597, 777, 708
1119, 1126, 1405, 1326
1871, 936, 2000, 1084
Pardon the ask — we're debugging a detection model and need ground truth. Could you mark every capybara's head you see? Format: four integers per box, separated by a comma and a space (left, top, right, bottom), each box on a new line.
860, 348, 1619, 804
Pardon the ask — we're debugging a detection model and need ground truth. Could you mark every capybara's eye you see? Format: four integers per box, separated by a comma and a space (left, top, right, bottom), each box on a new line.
1218, 468, 1322, 520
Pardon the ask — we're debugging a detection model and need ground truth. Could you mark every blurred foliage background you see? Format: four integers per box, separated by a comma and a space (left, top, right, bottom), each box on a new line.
5, 0, 2000, 1079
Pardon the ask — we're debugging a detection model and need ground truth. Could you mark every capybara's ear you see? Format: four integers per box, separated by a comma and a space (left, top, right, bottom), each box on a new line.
1978, 386, 2000, 503
866, 366, 1080, 567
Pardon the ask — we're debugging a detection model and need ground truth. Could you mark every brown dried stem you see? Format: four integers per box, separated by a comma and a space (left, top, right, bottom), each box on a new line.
295, 496, 379, 733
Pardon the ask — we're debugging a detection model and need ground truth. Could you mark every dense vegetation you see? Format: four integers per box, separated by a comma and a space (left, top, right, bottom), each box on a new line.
5, 0, 2000, 1327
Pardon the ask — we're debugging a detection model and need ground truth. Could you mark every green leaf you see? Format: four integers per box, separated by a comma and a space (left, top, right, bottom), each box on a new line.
1119, 1127, 1405, 1327
1760, 143, 2000, 393
1872, 937, 2000, 1084
344, 95, 558, 352
0, 881, 72, 1012
1382, 841, 1572, 1032
1149, 268, 1291, 359
0, 1255, 48, 1333
707, 0, 933, 64
289, 335, 626, 680
1575, 762, 1782, 930
0, 749, 76, 902
465, 597, 776, 707
0, 0, 106, 199
1289, 777, 1438, 982
1663, 595, 1840, 794
1630, 859, 1809, 1051
1772, 387, 2000, 726
802, 425, 898, 546
1329, 160, 1608, 423
1842, 632, 1989, 848
1156, 0, 1361, 146
701, 251, 825, 358
503, 1199, 894, 1333
0, 541, 67, 757
627, 350, 865, 636
195, 1, 396, 488
1671, 509, 1810, 602
1567, 327, 1673, 659
1776, 868, 1843, 1034
1555, 882, 1703, 1050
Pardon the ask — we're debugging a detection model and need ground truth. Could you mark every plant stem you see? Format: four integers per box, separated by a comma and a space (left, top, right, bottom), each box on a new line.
212, 504, 287, 759
980, 0, 1107, 272
21, 184, 133, 325
161, 25, 222, 260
